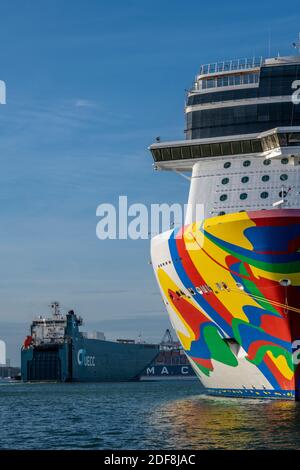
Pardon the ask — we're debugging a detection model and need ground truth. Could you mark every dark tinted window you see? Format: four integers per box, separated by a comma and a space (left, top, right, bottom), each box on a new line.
191, 145, 201, 158
211, 143, 221, 156
288, 133, 300, 145
252, 140, 263, 152
152, 149, 161, 162
221, 142, 232, 155
171, 147, 182, 160
202, 144, 212, 157
242, 141, 252, 154
162, 148, 172, 161
187, 65, 300, 139
232, 141, 242, 154
181, 146, 191, 159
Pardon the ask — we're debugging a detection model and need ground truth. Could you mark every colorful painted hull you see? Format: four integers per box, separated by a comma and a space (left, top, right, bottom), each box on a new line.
151, 209, 300, 400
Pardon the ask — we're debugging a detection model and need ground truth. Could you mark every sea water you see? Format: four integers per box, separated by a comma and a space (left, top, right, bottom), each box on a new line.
0, 380, 300, 449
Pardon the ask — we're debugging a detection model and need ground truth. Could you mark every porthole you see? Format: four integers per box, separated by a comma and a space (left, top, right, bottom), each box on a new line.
243, 160, 251, 167
262, 175, 270, 182
281, 157, 289, 165
222, 177, 229, 185
280, 174, 288, 181
220, 194, 228, 201
260, 192, 269, 199
279, 279, 291, 287
263, 159, 271, 166
279, 190, 287, 198
236, 283, 244, 290
224, 162, 231, 169
240, 193, 248, 200
241, 176, 249, 183
218, 211, 226, 216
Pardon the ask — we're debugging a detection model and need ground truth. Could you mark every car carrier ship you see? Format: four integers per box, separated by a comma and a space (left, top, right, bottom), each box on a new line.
21, 302, 159, 382
149, 38, 300, 400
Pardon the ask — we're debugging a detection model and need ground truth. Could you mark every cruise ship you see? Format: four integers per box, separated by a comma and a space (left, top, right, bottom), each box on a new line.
149, 41, 300, 399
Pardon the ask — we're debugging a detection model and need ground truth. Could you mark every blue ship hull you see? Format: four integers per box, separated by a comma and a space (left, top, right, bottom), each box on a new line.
21, 312, 159, 382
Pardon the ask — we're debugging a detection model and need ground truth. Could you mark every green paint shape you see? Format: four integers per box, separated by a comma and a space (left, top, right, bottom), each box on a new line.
203, 325, 238, 367
203, 230, 300, 274
194, 363, 211, 377
247, 344, 294, 371
231, 317, 264, 345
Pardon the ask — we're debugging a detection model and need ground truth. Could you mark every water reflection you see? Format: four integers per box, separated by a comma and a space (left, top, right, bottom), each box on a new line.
150, 394, 300, 449
2, 381, 300, 449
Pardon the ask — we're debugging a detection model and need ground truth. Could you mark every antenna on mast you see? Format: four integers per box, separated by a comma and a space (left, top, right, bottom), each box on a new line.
292, 33, 300, 54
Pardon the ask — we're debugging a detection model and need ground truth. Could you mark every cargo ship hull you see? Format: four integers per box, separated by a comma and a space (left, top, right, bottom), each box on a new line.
140, 330, 197, 380
151, 209, 300, 399
21, 310, 159, 382
140, 364, 197, 380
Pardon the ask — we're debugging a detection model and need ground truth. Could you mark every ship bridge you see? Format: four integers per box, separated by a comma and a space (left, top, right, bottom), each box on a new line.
149, 127, 300, 171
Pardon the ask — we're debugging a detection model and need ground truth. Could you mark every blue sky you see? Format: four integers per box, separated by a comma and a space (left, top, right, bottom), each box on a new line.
0, 0, 299, 363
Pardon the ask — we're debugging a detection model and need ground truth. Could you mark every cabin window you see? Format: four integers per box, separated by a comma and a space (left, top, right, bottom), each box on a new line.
222, 177, 229, 185
262, 175, 270, 182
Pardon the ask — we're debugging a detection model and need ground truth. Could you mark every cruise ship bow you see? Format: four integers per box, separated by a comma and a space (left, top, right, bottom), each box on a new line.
149, 50, 300, 399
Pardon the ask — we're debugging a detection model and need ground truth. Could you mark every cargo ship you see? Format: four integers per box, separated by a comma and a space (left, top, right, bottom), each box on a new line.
140, 329, 196, 380
149, 39, 300, 399
21, 302, 159, 382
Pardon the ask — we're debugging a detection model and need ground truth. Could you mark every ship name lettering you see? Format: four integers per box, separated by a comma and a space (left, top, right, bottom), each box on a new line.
292, 340, 300, 365
77, 349, 96, 367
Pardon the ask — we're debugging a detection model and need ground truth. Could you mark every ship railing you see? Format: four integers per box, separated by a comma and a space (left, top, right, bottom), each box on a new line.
199, 56, 263, 76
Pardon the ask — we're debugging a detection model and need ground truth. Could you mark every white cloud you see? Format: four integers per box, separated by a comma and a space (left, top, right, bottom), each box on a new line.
74, 99, 97, 108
